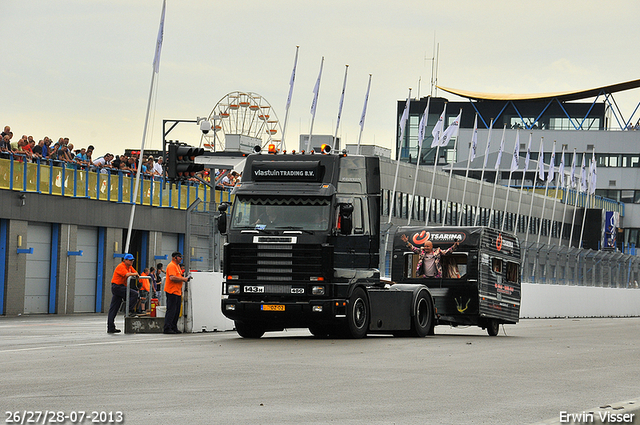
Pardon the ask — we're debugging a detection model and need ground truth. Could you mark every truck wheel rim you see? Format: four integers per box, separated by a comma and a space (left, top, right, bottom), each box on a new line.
353, 298, 366, 329
417, 298, 429, 327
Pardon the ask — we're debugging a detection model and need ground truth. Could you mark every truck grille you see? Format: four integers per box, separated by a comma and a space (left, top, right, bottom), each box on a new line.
227, 243, 325, 282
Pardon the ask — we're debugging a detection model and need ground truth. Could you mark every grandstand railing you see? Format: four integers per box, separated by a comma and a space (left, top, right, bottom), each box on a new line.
0, 154, 234, 210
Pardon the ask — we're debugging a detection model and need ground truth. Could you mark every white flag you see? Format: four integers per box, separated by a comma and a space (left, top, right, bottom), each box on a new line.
285, 46, 299, 111
558, 147, 565, 181
152, 0, 166, 74
310, 57, 324, 117
398, 94, 410, 143
417, 103, 429, 147
482, 119, 494, 169
359, 74, 371, 130
494, 126, 506, 170
510, 131, 520, 172
580, 154, 587, 191
589, 152, 597, 194
570, 149, 577, 188
537, 139, 545, 181
335, 65, 348, 133
440, 110, 461, 147
547, 142, 556, 182
469, 114, 478, 162
431, 105, 446, 148
524, 133, 532, 171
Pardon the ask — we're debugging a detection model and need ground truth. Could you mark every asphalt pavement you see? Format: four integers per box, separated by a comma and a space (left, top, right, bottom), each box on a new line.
1, 315, 640, 424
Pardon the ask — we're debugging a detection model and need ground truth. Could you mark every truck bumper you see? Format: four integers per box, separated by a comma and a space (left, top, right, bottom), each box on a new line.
221, 298, 348, 328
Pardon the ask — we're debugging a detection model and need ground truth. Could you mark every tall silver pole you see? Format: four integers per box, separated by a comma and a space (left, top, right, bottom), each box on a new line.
408, 97, 430, 225
458, 114, 478, 226
488, 125, 506, 228
280, 46, 299, 151
514, 133, 532, 234
501, 130, 520, 231
426, 103, 447, 226
333, 65, 349, 148
356, 74, 372, 155
473, 119, 493, 226
442, 109, 462, 225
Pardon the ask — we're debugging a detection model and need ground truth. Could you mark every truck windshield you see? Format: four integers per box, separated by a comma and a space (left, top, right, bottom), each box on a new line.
230, 196, 331, 231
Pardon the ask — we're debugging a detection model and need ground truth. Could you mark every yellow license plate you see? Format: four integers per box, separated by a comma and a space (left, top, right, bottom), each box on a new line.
261, 304, 285, 311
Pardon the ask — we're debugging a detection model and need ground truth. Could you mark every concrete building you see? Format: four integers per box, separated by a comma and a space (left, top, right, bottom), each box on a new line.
395, 80, 640, 248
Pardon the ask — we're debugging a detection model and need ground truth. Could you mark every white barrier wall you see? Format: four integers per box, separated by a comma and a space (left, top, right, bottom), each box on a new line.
186, 276, 640, 329
520, 283, 640, 318
186, 271, 235, 332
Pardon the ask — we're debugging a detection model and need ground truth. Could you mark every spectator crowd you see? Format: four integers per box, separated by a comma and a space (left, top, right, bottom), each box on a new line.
0, 125, 167, 179
0, 125, 247, 188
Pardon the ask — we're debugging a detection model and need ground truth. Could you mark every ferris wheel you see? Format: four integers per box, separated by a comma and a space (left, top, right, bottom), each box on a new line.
202, 91, 283, 152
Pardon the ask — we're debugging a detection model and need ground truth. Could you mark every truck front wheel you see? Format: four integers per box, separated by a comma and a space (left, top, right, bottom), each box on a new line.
235, 321, 265, 338
345, 287, 369, 339
411, 291, 434, 337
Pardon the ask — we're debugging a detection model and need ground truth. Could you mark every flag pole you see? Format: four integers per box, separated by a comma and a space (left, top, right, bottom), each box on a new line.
578, 157, 591, 249
488, 125, 506, 228
514, 133, 532, 235
569, 148, 587, 248
458, 114, 478, 226
559, 174, 569, 247
525, 137, 544, 246
578, 151, 596, 248
441, 109, 462, 225
558, 148, 577, 248
388, 88, 411, 224
501, 130, 520, 231
569, 177, 583, 248
306, 56, 324, 153
548, 145, 565, 245
356, 74, 372, 155
333, 65, 348, 149
537, 141, 556, 245
568, 149, 579, 247
125, 0, 165, 255
408, 97, 430, 225
281, 45, 299, 151
426, 103, 447, 226
473, 119, 493, 226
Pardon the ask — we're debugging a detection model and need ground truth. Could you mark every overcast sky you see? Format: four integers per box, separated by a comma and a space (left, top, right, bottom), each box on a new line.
3, 0, 640, 158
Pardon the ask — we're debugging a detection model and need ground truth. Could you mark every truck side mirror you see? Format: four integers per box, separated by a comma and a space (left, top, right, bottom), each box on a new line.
339, 203, 353, 235
217, 203, 228, 234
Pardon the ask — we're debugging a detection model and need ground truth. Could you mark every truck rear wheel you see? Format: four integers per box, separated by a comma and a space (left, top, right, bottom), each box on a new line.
411, 291, 434, 337
486, 319, 500, 336
345, 287, 369, 339
235, 321, 265, 338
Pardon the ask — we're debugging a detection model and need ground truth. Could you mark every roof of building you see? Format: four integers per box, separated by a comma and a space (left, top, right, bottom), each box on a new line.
437, 78, 640, 102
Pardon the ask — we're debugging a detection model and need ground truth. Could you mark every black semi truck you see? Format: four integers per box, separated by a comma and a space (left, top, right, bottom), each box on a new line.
218, 148, 521, 338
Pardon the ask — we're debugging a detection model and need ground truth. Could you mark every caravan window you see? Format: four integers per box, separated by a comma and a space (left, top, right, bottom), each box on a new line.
492, 258, 502, 274
402, 251, 468, 279
506, 262, 519, 283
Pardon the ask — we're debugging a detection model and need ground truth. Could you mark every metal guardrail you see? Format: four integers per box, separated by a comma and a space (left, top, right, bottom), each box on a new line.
380, 227, 640, 288
520, 242, 640, 288
0, 154, 235, 209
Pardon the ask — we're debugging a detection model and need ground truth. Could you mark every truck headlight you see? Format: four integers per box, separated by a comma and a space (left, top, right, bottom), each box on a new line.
228, 285, 240, 295
312, 286, 325, 295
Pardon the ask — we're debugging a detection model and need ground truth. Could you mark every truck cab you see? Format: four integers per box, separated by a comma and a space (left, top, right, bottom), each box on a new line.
220, 149, 382, 338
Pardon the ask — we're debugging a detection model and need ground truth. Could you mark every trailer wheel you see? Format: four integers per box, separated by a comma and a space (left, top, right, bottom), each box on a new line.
486, 319, 500, 337
411, 291, 434, 337
345, 287, 369, 339
235, 321, 265, 338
